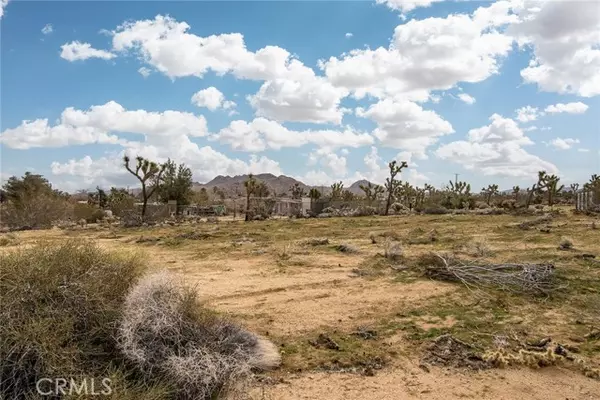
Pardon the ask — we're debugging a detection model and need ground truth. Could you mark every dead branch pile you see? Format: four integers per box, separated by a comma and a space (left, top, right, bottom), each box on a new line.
517, 214, 553, 230
422, 334, 490, 370
424, 254, 556, 295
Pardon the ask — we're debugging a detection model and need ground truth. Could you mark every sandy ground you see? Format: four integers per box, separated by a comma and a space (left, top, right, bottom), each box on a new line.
7, 213, 600, 399
254, 366, 599, 400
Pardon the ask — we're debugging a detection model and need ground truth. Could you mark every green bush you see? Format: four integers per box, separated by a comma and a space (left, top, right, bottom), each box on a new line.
0, 241, 281, 399
0, 241, 148, 398
74, 203, 105, 223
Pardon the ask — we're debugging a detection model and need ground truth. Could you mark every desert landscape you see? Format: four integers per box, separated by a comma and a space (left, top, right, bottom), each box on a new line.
2, 0, 599, 398
2, 204, 599, 399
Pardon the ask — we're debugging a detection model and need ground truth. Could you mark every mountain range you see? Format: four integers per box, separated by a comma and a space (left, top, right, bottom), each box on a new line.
192, 174, 374, 197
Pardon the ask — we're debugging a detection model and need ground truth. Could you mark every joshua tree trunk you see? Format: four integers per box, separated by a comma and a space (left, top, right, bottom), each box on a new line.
245, 193, 250, 221
525, 184, 536, 209
141, 184, 148, 219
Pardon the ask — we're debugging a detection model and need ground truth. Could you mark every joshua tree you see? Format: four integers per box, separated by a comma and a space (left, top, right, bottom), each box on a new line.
424, 183, 435, 196
255, 181, 270, 198
512, 186, 520, 202
384, 160, 408, 215
360, 182, 384, 205
569, 183, 579, 204
394, 181, 416, 210
545, 174, 563, 206
308, 188, 321, 201
584, 174, 600, 199
525, 184, 537, 209
330, 181, 344, 201
449, 180, 470, 195
535, 171, 563, 206
342, 190, 355, 201
447, 180, 471, 209
414, 187, 426, 208
290, 183, 305, 199
244, 174, 258, 221
123, 156, 166, 220
481, 184, 499, 206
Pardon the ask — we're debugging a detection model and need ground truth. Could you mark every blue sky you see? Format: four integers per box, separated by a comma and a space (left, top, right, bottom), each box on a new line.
1, 0, 598, 192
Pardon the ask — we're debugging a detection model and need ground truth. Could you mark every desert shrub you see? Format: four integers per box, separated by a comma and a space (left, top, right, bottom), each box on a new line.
352, 205, 377, 217
109, 197, 136, 218
473, 207, 506, 215
369, 231, 377, 244
246, 198, 276, 221
475, 201, 489, 209
0, 232, 19, 247
390, 202, 408, 213
118, 272, 281, 399
121, 210, 144, 228
422, 206, 450, 215
464, 238, 494, 257
558, 236, 574, 250
334, 243, 360, 253
306, 237, 329, 246
0, 195, 72, 229
499, 199, 516, 210
0, 241, 144, 399
74, 203, 105, 223
384, 240, 403, 262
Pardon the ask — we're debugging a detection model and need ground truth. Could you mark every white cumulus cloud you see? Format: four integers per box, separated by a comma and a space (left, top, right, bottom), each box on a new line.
191, 87, 236, 112
436, 113, 557, 177
0, 0, 9, 19
0, 101, 208, 149
510, 0, 600, 97
547, 137, 580, 150
376, 0, 444, 13
356, 98, 453, 158
138, 67, 152, 78
515, 105, 539, 123
212, 118, 373, 152
321, 2, 515, 100
457, 93, 476, 105
60, 41, 116, 61
42, 23, 53, 35
544, 102, 589, 114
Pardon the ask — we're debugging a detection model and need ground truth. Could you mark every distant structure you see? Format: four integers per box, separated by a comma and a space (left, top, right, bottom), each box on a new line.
575, 190, 596, 211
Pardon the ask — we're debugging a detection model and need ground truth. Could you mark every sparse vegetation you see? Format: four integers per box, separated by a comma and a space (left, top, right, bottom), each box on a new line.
118, 272, 280, 399
384, 240, 403, 262
559, 236, 574, 250
0, 241, 281, 399
1, 165, 598, 397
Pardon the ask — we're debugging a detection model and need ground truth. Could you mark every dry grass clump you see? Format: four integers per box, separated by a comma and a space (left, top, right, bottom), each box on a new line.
463, 238, 494, 257
0, 232, 19, 247
306, 237, 329, 246
484, 347, 563, 369
384, 240, 403, 262
407, 229, 439, 244
558, 236, 574, 250
369, 231, 377, 244
0, 241, 145, 399
518, 214, 553, 230
118, 272, 281, 399
334, 243, 360, 254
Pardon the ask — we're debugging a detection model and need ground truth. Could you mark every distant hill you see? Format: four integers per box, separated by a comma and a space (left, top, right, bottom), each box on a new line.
347, 179, 377, 195
193, 173, 310, 197
193, 174, 377, 198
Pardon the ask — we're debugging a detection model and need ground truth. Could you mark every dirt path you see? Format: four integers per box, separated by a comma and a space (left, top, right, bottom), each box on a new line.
256, 365, 599, 400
